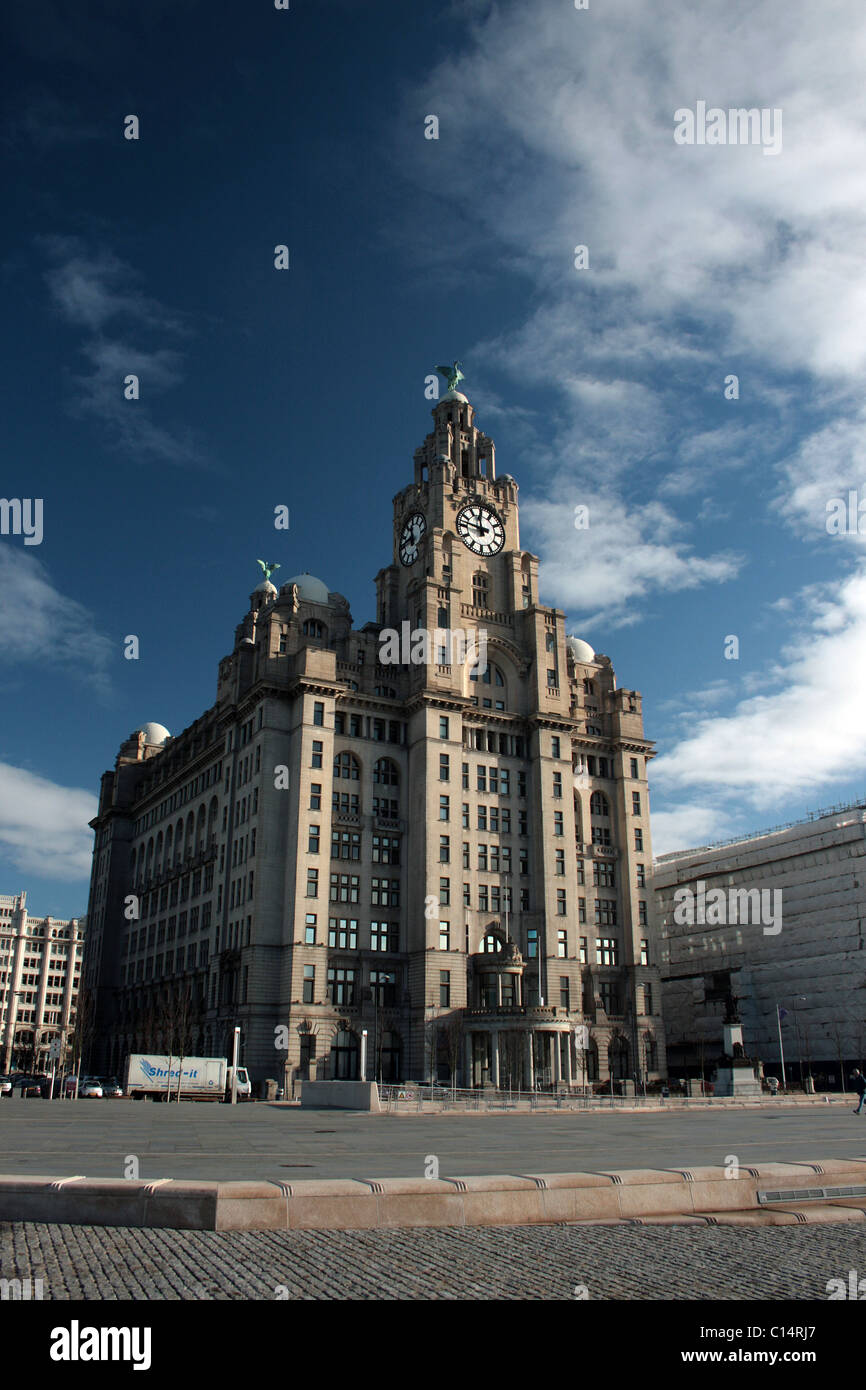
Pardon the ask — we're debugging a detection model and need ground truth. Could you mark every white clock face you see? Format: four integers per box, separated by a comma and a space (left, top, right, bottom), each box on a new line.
456, 502, 505, 556
399, 511, 426, 565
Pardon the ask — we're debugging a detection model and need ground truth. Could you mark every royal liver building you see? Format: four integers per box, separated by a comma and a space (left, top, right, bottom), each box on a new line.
85, 377, 665, 1091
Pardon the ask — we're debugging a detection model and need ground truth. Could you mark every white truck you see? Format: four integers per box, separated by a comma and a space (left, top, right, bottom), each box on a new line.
123, 1054, 251, 1102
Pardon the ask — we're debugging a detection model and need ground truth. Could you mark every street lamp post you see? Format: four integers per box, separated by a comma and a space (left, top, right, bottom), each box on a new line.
230, 1025, 240, 1105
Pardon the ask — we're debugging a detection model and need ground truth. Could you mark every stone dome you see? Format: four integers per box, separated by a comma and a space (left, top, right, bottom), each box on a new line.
286, 572, 331, 604
440, 389, 468, 404
566, 636, 596, 664
253, 580, 278, 597
139, 722, 171, 747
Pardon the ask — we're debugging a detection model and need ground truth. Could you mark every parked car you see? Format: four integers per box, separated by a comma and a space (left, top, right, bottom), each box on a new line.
0, 1076, 12, 1097
78, 1078, 103, 1099
98, 1077, 123, 1098
13, 1073, 50, 1097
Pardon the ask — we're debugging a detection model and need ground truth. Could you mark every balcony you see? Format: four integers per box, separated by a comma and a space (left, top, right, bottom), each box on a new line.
463, 1005, 560, 1022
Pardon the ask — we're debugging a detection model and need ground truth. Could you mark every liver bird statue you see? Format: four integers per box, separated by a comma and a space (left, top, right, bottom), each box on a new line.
256, 559, 281, 583
435, 360, 465, 393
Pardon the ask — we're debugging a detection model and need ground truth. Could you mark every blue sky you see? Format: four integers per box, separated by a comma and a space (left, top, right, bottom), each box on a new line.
2, 0, 866, 918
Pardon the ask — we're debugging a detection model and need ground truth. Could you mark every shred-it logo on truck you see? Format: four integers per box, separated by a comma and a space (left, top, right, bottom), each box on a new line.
141, 1059, 201, 1081
50, 1321, 152, 1371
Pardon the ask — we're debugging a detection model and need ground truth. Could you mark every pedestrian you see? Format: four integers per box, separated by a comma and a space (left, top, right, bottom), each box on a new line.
852, 1070, 866, 1114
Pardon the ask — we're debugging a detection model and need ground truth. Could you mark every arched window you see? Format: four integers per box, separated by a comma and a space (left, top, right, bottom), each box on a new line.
373, 758, 399, 786
590, 792, 609, 817
481, 931, 502, 953
469, 661, 505, 686
302, 619, 327, 640
374, 686, 396, 698
471, 571, 489, 607
333, 751, 360, 780
331, 1029, 359, 1080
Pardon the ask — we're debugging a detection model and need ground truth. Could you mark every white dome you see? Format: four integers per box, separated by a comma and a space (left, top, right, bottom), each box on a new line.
286, 572, 330, 604
566, 636, 595, 664
139, 722, 171, 747
254, 579, 277, 596
440, 389, 468, 403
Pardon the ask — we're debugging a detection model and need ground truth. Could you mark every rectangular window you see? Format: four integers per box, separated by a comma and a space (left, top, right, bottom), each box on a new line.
306, 868, 318, 898
371, 921, 399, 952
638, 900, 648, 926
439, 970, 451, 1007
477, 766, 487, 792
518, 771, 527, 798
371, 878, 399, 907
328, 918, 358, 949
553, 771, 562, 798
551, 736, 561, 758
439, 754, 450, 781
439, 835, 450, 863
527, 928, 538, 958
599, 981, 620, 1014
594, 899, 617, 926
501, 808, 511, 834
556, 890, 566, 917
630, 757, 639, 778
327, 967, 356, 1005
557, 929, 567, 957
439, 922, 450, 951
311, 741, 323, 769
439, 795, 450, 821
632, 791, 641, 816
489, 807, 499, 833
313, 701, 324, 726
334, 713, 344, 734
478, 885, 488, 912
331, 873, 361, 903
554, 811, 563, 836
439, 877, 450, 907
372, 834, 399, 864
462, 763, 469, 789
555, 849, 565, 876
478, 806, 487, 831
579, 937, 587, 964
462, 803, 470, 828
634, 828, 644, 852
593, 861, 615, 888
308, 825, 320, 854
463, 883, 471, 907
636, 863, 646, 888
640, 939, 649, 967
304, 913, 317, 945
596, 937, 618, 966
303, 965, 315, 1003
592, 825, 611, 846
578, 897, 586, 924
560, 976, 570, 1010
440, 717, 449, 739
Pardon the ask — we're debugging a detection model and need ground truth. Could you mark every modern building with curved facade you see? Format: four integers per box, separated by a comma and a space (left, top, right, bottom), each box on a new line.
84, 388, 665, 1091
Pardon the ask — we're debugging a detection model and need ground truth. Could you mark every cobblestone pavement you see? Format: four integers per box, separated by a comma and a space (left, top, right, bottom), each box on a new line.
4, 1220, 866, 1300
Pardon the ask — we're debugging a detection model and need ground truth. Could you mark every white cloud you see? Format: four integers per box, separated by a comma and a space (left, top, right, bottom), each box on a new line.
652, 565, 866, 812
523, 494, 740, 628
0, 762, 96, 881
650, 803, 737, 859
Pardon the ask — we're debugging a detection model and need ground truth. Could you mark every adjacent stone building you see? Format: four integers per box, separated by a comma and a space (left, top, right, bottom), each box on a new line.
84, 386, 665, 1090
654, 803, 866, 1087
0, 891, 85, 1072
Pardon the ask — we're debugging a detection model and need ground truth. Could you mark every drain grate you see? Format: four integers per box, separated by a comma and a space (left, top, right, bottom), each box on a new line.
758, 1184, 866, 1204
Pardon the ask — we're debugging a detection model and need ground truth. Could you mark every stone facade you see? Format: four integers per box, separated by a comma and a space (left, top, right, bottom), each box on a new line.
0, 891, 84, 1072
84, 390, 665, 1090
654, 803, 866, 1086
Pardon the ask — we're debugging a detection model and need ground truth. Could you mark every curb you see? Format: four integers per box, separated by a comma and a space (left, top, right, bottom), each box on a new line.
3, 1159, 866, 1231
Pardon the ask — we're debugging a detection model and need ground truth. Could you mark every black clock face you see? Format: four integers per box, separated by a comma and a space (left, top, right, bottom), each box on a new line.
399, 511, 426, 565
456, 502, 505, 556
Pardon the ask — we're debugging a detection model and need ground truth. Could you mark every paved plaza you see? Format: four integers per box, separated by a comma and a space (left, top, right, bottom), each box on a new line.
0, 1098, 863, 1183
3, 1218, 866, 1300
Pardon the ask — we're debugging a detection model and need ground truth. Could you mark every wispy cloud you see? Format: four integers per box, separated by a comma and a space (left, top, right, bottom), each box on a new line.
41, 236, 211, 470
0, 761, 96, 881
0, 546, 114, 695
